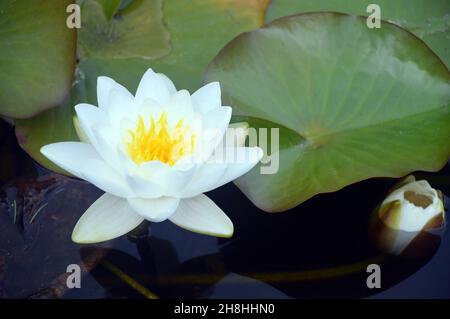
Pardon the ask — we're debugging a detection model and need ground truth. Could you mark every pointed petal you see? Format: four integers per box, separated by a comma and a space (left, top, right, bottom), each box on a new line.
97, 76, 132, 109
192, 82, 221, 114
40, 142, 98, 177
90, 124, 121, 169
72, 193, 144, 244
167, 89, 193, 116
210, 147, 263, 189
139, 160, 195, 195
169, 194, 233, 238
180, 147, 263, 198
178, 125, 250, 198
74, 103, 107, 145
139, 97, 163, 119
41, 142, 131, 196
127, 197, 180, 222
183, 147, 262, 197
75, 105, 122, 170
202, 107, 232, 133
79, 158, 134, 197
135, 68, 171, 106
125, 173, 164, 199
106, 88, 137, 127
180, 157, 227, 198
198, 106, 232, 160
157, 73, 176, 94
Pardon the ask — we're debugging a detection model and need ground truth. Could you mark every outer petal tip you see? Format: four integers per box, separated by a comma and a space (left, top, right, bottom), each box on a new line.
156, 72, 177, 94
40, 144, 49, 156
216, 222, 234, 238
192, 81, 222, 113
71, 193, 144, 244
169, 194, 234, 238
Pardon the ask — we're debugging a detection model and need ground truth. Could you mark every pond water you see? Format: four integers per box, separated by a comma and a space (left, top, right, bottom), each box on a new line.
0, 119, 449, 299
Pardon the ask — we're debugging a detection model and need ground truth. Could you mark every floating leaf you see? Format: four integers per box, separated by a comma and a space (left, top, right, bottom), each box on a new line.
150, 0, 270, 91
78, 0, 170, 59
205, 13, 450, 212
266, 0, 450, 67
0, 0, 76, 118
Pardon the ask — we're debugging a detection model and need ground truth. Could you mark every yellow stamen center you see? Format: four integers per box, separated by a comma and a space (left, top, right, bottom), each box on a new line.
126, 112, 196, 166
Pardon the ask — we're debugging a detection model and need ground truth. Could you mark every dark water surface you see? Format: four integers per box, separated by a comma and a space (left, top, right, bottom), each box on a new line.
0, 119, 449, 299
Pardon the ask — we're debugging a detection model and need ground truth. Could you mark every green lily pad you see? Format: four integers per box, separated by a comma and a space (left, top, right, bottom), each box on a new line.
0, 0, 76, 118
150, 0, 270, 91
205, 13, 450, 212
78, 0, 170, 60
266, 0, 450, 67
77, 0, 270, 94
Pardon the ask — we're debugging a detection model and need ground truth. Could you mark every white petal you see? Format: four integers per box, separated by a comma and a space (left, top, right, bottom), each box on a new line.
180, 125, 251, 197
40, 142, 99, 177
192, 82, 221, 114
202, 107, 232, 133
198, 106, 232, 160
79, 158, 134, 198
169, 194, 233, 238
125, 173, 164, 199
135, 68, 171, 106
72, 193, 144, 244
91, 124, 121, 169
127, 197, 180, 222
139, 160, 195, 196
157, 73, 176, 94
41, 142, 130, 198
180, 157, 228, 198
167, 89, 193, 116
97, 76, 132, 109
139, 97, 163, 119
74, 103, 107, 145
211, 147, 263, 188
106, 88, 137, 127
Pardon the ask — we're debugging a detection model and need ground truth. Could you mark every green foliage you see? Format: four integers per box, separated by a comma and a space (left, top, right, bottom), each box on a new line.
267, 0, 450, 67
205, 13, 450, 211
0, 0, 76, 118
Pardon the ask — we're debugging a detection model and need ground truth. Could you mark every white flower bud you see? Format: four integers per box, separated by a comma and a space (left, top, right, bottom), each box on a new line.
369, 175, 445, 258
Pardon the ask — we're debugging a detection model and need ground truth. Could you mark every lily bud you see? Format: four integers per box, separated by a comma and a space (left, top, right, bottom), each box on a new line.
369, 175, 445, 258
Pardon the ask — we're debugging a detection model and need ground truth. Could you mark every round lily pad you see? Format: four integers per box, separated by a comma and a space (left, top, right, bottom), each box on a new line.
205, 13, 450, 212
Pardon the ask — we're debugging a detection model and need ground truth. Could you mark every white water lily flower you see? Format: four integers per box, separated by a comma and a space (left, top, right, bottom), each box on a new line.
41, 69, 263, 243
